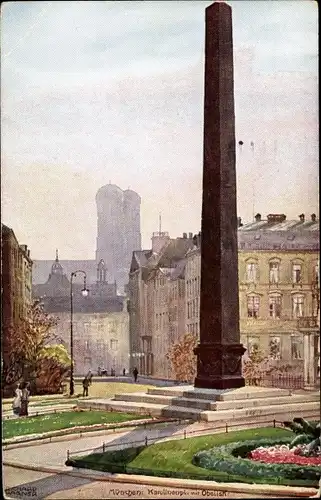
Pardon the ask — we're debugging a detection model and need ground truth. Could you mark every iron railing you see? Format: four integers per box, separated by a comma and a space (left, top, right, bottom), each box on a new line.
66, 418, 287, 460
246, 374, 304, 389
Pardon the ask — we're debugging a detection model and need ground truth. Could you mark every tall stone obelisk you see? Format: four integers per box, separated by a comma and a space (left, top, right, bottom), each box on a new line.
194, 1, 246, 389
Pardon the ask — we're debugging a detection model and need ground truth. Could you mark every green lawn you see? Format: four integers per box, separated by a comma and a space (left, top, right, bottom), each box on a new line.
67, 427, 315, 487
3, 410, 149, 439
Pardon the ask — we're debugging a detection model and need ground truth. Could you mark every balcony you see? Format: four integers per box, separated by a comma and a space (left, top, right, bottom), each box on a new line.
297, 317, 319, 330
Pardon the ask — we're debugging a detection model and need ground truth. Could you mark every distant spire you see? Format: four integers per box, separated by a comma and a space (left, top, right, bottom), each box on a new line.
159, 213, 162, 233
55, 249, 59, 262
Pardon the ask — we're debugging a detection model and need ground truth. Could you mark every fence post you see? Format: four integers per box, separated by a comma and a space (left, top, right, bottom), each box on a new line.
273, 419, 276, 428
184, 430, 186, 439
67, 449, 70, 460
102, 442, 105, 452
145, 435, 148, 446
225, 423, 228, 433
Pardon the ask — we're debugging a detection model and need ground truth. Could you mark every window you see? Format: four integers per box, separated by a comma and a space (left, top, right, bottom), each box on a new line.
269, 295, 281, 319
269, 336, 281, 360
110, 339, 118, 350
269, 262, 279, 284
246, 263, 257, 283
248, 336, 260, 355
315, 262, 319, 286
292, 264, 302, 284
84, 323, 90, 335
247, 296, 260, 318
156, 313, 158, 330
84, 340, 90, 351
291, 335, 303, 360
292, 294, 304, 318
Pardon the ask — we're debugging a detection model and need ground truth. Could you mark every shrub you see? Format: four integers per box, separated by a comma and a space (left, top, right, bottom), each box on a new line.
283, 418, 320, 456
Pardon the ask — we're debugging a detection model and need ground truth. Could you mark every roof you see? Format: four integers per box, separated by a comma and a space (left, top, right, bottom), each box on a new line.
130, 250, 153, 273
238, 218, 319, 251
32, 260, 97, 285
40, 295, 125, 314
157, 238, 194, 267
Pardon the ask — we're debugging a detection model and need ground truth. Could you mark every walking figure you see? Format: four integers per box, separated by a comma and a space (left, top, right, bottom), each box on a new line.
133, 367, 138, 383
19, 382, 30, 417
123, 368, 126, 376
82, 377, 90, 397
86, 370, 93, 386
12, 382, 22, 416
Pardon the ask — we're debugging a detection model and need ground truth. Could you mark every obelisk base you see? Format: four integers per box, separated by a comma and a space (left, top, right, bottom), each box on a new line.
194, 343, 246, 389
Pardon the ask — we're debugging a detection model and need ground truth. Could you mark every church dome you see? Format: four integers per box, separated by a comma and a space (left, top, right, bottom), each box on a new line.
51, 250, 63, 275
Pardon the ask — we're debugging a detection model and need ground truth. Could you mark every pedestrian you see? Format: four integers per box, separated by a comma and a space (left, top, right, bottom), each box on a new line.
133, 367, 138, 383
87, 370, 93, 386
19, 382, 30, 417
12, 382, 22, 416
82, 377, 90, 397
123, 368, 126, 376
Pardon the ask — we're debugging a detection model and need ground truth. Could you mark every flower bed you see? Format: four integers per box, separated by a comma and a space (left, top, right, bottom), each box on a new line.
250, 444, 321, 466
192, 438, 320, 486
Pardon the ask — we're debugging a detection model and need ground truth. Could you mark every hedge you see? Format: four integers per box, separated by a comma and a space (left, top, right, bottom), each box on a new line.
192, 438, 321, 484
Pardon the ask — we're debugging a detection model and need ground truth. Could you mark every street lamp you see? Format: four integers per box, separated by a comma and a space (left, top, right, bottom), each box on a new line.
70, 270, 89, 396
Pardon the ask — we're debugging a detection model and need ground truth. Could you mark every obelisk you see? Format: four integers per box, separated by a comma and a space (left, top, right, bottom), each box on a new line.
194, 1, 246, 389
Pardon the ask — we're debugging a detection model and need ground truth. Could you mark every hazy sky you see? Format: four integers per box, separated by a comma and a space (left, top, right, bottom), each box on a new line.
1, 0, 318, 259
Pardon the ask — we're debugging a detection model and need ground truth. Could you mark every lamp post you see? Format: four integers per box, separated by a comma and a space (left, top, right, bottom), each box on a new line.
70, 270, 89, 396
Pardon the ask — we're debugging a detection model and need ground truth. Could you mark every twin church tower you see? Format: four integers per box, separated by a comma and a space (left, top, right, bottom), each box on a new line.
95, 183, 141, 290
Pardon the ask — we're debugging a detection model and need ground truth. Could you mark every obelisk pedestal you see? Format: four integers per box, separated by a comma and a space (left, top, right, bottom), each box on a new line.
194, 1, 246, 389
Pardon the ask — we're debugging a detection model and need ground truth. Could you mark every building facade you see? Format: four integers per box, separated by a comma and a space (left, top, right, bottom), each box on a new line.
128, 231, 194, 376
1, 224, 33, 388
50, 310, 129, 376
184, 214, 320, 384
32, 255, 129, 376
128, 215, 319, 384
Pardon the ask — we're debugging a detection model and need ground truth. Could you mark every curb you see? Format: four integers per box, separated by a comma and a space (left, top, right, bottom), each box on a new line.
3, 460, 317, 498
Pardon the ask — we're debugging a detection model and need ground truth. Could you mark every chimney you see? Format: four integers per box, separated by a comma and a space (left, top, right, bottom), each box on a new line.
311, 213, 316, 222
267, 214, 286, 223
188, 232, 193, 239
299, 213, 305, 222
255, 213, 261, 222
183, 233, 187, 239
237, 217, 243, 227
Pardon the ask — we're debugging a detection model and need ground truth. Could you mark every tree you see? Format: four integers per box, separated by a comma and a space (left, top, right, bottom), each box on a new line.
243, 343, 269, 385
2, 299, 66, 395
167, 333, 197, 383
36, 344, 71, 394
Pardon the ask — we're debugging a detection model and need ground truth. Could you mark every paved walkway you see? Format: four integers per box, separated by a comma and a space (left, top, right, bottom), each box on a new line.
4, 465, 264, 499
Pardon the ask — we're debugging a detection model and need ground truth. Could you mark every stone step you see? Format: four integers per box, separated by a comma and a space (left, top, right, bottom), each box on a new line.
78, 397, 320, 424
147, 385, 292, 401
113, 392, 215, 410
202, 400, 320, 422
113, 391, 319, 412
214, 392, 320, 411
